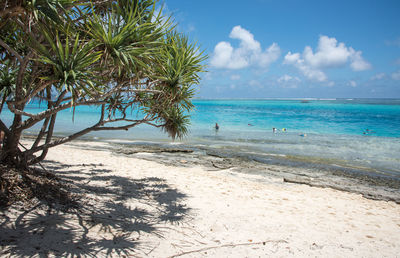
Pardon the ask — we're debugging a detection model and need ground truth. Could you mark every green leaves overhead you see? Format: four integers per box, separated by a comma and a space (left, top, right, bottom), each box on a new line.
156, 33, 206, 89
34, 29, 102, 99
85, 0, 169, 73
25, 0, 74, 24
160, 106, 190, 140
1, 0, 207, 141
0, 60, 17, 98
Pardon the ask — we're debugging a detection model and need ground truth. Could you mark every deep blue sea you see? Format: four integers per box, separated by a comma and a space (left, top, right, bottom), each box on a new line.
2, 98, 400, 178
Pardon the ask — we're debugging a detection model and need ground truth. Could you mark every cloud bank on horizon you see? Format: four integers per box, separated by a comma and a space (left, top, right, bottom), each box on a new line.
211, 26, 372, 83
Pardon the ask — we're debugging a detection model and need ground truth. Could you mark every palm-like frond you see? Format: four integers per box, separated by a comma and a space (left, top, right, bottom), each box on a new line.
33, 27, 102, 100
160, 106, 190, 140
1, 0, 208, 162
85, 0, 169, 77
0, 60, 16, 97
24, 0, 75, 24
0, 60, 17, 112
152, 33, 206, 109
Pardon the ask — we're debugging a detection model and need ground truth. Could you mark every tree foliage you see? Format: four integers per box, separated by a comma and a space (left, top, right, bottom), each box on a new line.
0, 0, 206, 167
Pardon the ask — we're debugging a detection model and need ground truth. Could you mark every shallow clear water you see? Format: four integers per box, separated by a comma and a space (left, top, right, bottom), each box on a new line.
2, 98, 400, 178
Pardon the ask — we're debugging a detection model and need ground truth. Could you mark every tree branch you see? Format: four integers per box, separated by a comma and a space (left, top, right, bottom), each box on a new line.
11, 80, 58, 106
94, 120, 145, 131
0, 6, 24, 19
131, 89, 163, 94
31, 91, 67, 149
0, 38, 23, 63
0, 120, 11, 137
6, 102, 36, 117
25, 118, 150, 157
18, 99, 107, 130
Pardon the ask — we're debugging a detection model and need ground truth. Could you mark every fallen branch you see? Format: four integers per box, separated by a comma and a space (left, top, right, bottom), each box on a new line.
167, 239, 288, 258
283, 177, 313, 185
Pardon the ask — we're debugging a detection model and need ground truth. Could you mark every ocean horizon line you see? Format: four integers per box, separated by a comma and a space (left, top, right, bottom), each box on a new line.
193, 97, 400, 101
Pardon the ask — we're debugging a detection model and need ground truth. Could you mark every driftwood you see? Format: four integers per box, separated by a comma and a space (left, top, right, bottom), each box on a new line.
283, 177, 315, 185
119, 148, 194, 155
167, 239, 288, 258
284, 177, 353, 192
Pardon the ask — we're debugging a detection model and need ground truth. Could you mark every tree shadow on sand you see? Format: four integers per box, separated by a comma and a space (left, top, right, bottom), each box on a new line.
0, 160, 191, 257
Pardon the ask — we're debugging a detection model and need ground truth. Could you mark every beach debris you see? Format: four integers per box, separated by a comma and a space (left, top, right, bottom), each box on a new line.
117, 146, 194, 155
167, 239, 289, 258
211, 161, 234, 170
0, 164, 78, 208
310, 242, 324, 250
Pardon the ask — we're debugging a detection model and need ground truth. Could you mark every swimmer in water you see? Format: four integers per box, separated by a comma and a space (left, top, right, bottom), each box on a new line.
363, 129, 376, 135
215, 123, 219, 130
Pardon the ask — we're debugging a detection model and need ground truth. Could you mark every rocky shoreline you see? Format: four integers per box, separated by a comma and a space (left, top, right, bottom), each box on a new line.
110, 142, 400, 204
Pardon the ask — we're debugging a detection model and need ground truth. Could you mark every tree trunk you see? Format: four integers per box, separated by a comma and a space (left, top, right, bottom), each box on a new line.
1, 52, 32, 167
1, 127, 24, 168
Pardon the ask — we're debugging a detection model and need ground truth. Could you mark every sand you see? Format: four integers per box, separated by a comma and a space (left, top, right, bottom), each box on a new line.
1, 140, 400, 257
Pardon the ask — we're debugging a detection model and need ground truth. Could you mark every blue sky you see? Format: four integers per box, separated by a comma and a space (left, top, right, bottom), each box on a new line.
163, 0, 400, 99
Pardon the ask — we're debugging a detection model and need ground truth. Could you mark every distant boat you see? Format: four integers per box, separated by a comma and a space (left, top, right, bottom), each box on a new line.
301, 100, 310, 103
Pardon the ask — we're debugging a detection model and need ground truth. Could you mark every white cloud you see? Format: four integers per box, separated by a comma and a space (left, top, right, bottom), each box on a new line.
371, 73, 386, 80
249, 79, 262, 88
277, 74, 300, 83
348, 80, 357, 87
230, 74, 241, 80
230, 25, 260, 51
211, 26, 280, 69
392, 70, 400, 80
211, 42, 244, 69
257, 43, 281, 67
349, 48, 372, 71
303, 36, 351, 68
283, 35, 371, 82
283, 52, 327, 82
277, 74, 301, 88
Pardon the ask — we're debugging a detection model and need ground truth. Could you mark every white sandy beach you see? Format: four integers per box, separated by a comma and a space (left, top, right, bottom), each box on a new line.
1, 140, 400, 257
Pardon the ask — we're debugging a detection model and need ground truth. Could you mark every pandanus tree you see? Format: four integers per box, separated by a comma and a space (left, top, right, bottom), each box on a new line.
0, 0, 206, 168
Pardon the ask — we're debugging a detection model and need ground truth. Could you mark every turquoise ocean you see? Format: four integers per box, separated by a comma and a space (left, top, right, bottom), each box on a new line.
2, 98, 400, 180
